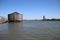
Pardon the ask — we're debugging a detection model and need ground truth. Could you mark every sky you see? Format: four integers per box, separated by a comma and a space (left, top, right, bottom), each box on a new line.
0, 0, 60, 20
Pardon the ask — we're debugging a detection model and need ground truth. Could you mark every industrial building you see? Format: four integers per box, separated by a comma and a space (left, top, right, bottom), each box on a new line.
8, 12, 23, 22
43, 16, 46, 21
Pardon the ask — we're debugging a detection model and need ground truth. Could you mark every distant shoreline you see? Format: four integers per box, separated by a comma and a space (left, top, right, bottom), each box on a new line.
23, 20, 60, 21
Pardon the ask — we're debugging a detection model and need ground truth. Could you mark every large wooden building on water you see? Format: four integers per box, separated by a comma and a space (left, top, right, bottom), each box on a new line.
8, 12, 23, 22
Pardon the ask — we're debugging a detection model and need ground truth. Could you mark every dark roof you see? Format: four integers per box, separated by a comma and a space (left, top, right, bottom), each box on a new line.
12, 12, 20, 14
8, 12, 23, 15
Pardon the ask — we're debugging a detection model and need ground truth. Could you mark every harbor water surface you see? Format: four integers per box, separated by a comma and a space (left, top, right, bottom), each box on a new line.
0, 21, 60, 40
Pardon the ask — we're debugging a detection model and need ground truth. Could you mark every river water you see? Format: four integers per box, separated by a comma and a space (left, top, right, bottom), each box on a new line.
0, 21, 60, 40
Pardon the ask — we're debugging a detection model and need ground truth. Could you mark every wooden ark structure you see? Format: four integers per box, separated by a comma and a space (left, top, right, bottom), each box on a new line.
8, 12, 23, 22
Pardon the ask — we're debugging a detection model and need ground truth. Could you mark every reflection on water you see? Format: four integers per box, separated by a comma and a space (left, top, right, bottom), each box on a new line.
7, 22, 23, 40
0, 21, 60, 40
